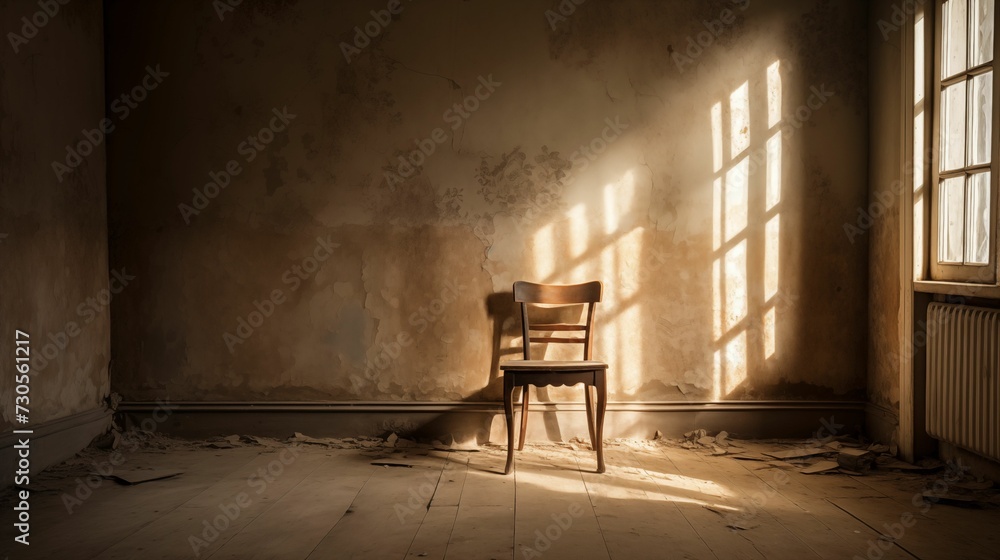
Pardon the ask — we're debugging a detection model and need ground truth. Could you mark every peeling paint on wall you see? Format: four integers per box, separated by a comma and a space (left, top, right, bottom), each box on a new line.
108, 0, 869, 406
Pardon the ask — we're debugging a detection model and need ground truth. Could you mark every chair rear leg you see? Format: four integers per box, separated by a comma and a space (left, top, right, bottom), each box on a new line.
584, 384, 596, 450
518, 386, 530, 451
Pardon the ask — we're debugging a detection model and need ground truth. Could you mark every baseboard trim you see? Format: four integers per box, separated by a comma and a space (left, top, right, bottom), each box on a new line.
119, 400, 866, 443
119, 400, 866, 413
1, 407, 111, 481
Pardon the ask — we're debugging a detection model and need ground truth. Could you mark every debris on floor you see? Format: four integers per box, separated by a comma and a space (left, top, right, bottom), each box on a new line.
672, 428, 743, 455
284, 433, 386, 448
801, 460, 839, 474
107, 469, 184, 485
90, 430, 122, 450
921, 479, 1000, 508
562, 436, 590, 451
288, 432, 335, 446
656, 427, 995, 488
836, 448, 876, 473
752, 441, 924, 477
763, 447, 829, 460
432, 442, 481, 452
952, 478, 996, 491
393, 437, 419, 449
875, 455, 945, 472
653, 428, 1000, 511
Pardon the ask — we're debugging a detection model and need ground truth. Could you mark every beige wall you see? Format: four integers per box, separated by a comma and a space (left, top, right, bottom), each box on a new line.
0, 0, 109, 430
107, 0, 869, 405
866, 0, 904, 435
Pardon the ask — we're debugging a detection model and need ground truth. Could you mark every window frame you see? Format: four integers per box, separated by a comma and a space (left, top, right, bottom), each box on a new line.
929, 0, 1000, 283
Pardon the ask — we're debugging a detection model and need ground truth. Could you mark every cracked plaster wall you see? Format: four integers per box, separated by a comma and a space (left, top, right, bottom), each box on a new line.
107, 0, 869, 405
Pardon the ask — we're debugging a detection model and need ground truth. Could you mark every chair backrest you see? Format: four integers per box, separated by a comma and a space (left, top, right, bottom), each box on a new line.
512, 280, 603, 360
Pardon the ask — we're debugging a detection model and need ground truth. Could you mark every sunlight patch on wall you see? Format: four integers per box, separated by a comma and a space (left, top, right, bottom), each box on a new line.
763, 306, 776, 359
619, 233, 644, 301
532, 222, 555, 280
712, 348, 723, 401
725, 159, 750, 241
568, 203, 588, 260
765, 215, 780, 302
618, 304, 642, 394
604, 170, 636, 235
532, 168, 645, 397
767, 61, 782, 128
600, 241, 620, 376
724, 239, 748, 332
711, 60, 784, 400
712, 258, 723, 340
724, 330, 748, 395
712, 102, 724, 173
730, 81, 751, 157
766, 133, 782, 210
604, 182, 620, 235
712, 177, 724, 251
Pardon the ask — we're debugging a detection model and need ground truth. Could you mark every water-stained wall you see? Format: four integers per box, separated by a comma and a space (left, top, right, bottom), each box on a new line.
107, 0, 869, 405
0, 0, 109, 430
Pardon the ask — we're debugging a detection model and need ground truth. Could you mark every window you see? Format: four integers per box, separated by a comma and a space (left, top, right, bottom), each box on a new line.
931, 0, 997, 282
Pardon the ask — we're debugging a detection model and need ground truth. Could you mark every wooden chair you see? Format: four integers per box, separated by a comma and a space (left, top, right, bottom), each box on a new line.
500, 280, 608, 474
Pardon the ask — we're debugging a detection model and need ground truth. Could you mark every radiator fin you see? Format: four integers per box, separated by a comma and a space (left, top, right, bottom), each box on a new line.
926, 303, 1000, 462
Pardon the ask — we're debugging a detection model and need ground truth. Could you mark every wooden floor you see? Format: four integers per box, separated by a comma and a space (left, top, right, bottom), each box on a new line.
2, 439, 998, 560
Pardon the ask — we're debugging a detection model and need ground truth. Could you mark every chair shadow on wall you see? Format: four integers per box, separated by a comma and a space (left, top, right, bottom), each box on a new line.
411, 291, 578, 474
484, 290, 572, 444
406, 291, 547, 457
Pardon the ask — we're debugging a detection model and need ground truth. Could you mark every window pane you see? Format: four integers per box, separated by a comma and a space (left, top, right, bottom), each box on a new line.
968, 71, 993, 165
965, 172, 991, 264
971, 0, 995, 66
943, 0, 969, 78
940, 177, 966, 263
941, 81, 968, 171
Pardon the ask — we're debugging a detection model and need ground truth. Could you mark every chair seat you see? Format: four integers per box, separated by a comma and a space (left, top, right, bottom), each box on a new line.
501, 360, 608, 371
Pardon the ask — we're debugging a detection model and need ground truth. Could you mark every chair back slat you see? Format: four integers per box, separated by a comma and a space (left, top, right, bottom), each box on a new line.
513, 281, 602, 304
530, 323, 587, 331
513, 281, 602, 360
529, 336, 586, 344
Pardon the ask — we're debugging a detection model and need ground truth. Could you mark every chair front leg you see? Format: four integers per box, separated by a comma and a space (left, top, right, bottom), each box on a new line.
584, 384, 596, 450
595, 370, 607, 473
504, 374, 516, 475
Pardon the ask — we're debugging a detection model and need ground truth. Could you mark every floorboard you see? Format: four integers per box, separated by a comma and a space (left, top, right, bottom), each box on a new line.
305, 457, 447, 560
3, 439, 999, 560
592, 448, 718, 560
443, 455, 515, 560
208, 450, 375, 560
94, 448, 329, 560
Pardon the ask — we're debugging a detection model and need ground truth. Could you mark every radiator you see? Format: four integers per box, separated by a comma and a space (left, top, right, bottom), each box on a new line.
926, 302, 1000, 462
